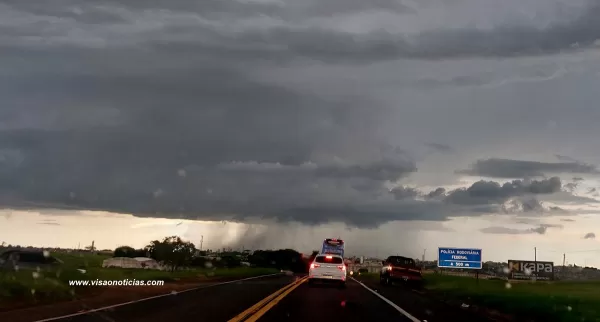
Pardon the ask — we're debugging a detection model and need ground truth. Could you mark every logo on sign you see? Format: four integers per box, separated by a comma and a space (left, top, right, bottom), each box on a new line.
509, 261, 553, 273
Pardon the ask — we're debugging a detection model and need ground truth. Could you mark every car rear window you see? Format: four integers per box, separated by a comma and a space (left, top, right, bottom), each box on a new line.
389, 256, 415, 267
315, 256, 343, 264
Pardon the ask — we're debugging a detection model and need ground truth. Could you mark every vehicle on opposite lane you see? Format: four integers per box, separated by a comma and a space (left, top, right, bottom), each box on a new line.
308, 254, 347, 288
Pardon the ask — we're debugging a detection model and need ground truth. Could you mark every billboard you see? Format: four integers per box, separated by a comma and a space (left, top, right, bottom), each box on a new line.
507, 260, 554, 281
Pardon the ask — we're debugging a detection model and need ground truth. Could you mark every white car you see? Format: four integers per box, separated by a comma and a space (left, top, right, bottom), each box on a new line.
308, 254, 347, 287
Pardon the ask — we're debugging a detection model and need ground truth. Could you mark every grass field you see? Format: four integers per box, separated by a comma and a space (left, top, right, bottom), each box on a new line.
423, 274, 599, 322
361, 272, 599, 321
0, 252, 279, 305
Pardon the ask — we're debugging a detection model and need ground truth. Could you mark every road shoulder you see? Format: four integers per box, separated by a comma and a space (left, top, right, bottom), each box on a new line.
0, 273, 282, 322
354, 275, 509, 322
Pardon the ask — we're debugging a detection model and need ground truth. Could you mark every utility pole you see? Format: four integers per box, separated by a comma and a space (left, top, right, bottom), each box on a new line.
562, 253, 566, 279
534, 247, 537, 282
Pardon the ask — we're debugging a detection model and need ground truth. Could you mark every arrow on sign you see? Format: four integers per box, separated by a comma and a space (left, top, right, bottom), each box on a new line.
465, 263, 469, 267
450, 262, 454, 266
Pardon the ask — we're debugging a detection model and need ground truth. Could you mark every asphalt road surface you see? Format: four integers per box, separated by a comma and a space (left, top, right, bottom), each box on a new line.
34, 274, 494, 322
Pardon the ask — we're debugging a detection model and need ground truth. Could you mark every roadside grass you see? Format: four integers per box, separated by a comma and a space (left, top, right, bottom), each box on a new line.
352, 272, 378, 279
358, 272, 599, 321
0, 252, 278, 307
422, 274, 600, 322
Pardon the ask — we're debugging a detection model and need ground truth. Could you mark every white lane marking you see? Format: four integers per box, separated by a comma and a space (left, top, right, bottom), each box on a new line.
36, 273, 283, 322
350, 277, 421, 322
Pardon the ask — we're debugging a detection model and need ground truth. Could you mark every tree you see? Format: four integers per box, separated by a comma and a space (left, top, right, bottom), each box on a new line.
248, 249, 306, 273
145, 236, 196, 272
114, 246, 138, 258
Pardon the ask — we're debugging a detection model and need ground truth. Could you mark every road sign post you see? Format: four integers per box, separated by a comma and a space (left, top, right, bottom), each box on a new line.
437, 247, 482, 270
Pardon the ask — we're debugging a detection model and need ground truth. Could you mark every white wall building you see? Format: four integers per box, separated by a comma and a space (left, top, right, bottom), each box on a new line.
102, 257, 164, 270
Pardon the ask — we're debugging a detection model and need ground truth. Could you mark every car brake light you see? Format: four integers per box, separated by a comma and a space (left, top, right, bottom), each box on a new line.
310, 263, 320, 269
326, 255, 332, 259
337, 265, 345, 270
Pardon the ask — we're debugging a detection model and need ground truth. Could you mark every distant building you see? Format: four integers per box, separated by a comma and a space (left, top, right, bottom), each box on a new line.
102, 257, 164, 270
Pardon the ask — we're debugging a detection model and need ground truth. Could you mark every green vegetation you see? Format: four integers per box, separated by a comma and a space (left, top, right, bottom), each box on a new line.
144, 236, 196, 272
0, 235, 307, 310
421, 274, 600, 322
0, 251, 278, 307
359, 273, 597, 322
358, 272, 599, 321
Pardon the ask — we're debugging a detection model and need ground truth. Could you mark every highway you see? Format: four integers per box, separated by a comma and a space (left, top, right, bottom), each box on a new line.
30, 274, 491, 322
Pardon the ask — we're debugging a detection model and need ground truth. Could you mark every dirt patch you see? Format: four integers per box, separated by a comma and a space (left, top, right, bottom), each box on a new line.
0, 277, 237, 322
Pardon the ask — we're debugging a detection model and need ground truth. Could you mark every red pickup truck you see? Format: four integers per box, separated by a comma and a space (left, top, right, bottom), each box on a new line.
380, 255, 423, 287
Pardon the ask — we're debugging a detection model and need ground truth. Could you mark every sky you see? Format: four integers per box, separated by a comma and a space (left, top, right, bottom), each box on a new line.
1, 0, 600, 267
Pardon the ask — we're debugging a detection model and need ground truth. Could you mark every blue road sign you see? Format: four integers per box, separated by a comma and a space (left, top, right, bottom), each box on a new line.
438, 247, 482, 269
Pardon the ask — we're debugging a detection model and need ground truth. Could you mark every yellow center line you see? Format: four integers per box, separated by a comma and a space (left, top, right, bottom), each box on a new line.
244, 277, 307, 322
228, 276, 307, 322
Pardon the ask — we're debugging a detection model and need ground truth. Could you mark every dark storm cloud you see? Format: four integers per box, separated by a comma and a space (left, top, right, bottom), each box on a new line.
480, 224, 559, 235
548, 206, 569, 214
216, 1, 600, 63
566, 182, 579, 190
501, 198, 545, 214
425, 188, 446, 200
425, 143, 454, 153
560, 218, 576, 222
191, 7, 600, 63
440, 177, 584, 214
555, 154, 578, 162
2, 0, 600, 64
1, 0, 598, 228
444, 177, 562, 205
458, 158, 598, 178
390, 186, 419, 200
529, 225, 549, 235
479, 226, 531, 235
583, 232, 596, 239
